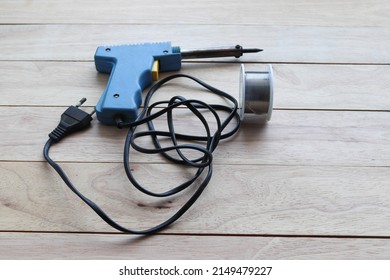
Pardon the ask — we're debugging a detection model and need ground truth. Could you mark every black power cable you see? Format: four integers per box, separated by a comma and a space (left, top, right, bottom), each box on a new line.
43, 74, 241, 234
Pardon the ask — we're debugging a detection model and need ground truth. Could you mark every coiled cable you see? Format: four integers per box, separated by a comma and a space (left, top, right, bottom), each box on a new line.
44, 74, 240, 234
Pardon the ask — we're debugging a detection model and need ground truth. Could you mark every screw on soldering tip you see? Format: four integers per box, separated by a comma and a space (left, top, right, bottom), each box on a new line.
233, 45, 263, 58
76, 97, 87, 107
242, 48, 263, 53
235, 47, 263, 58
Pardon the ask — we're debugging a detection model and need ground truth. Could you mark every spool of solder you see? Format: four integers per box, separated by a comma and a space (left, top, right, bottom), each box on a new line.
239, 64, 274, 121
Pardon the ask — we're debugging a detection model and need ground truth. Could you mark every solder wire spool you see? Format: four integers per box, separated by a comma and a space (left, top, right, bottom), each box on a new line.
239, 64, 274, 121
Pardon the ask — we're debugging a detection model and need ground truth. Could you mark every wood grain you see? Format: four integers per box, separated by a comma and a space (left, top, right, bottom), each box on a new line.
1, 0, 389, 27
1, 25, 390, 63
1, 162, 390, 236
2, 62, 390, 111
1, 107, 389, 166
1, 0, 390, 260
1, 232, 390, 260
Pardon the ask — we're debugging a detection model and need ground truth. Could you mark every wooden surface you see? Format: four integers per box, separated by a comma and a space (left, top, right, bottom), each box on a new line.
1, 0, 390, 259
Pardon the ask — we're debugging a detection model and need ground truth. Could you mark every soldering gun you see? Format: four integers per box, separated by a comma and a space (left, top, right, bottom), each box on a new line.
94, 42, 262, 125
45, 41, 272, 234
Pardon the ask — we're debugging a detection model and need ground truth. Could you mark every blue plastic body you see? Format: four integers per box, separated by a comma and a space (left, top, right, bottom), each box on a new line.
94, 42, 182, 125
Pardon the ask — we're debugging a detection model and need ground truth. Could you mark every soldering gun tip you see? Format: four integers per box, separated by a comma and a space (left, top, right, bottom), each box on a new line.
242, 48, 263, 53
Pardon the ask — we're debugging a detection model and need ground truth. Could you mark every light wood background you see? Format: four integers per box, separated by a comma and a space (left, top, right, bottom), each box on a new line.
1, 0, 390, 259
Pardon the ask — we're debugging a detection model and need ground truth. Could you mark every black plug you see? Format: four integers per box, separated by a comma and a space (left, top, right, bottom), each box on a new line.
49, 98, 96, 142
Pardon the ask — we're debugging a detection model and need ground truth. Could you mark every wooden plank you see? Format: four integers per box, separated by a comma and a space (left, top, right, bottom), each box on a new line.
1, 162, 390, 236
1, 232, 390, 259
0, 0, 389, 27
1, 107, 389, 166
2, 61, 390, 110
3, 0, 389, 263
1, 25, 390, 64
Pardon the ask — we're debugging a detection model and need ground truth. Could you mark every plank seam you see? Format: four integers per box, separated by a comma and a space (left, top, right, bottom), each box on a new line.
1, 230, 390, 239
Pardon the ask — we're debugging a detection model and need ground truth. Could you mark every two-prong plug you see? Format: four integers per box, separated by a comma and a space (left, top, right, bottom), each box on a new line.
49, 98, 96, 142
